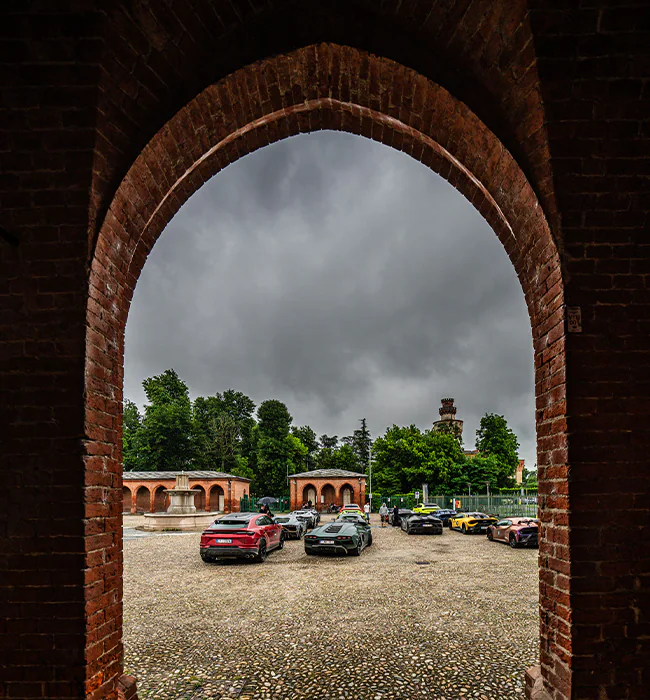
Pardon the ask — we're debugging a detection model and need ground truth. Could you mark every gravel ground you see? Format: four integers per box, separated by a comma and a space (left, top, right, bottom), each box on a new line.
123, 514, 539, 700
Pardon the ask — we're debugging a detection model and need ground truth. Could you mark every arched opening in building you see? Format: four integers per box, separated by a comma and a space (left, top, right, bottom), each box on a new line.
135, 487, 150, 514
153, 486, 167, 513
122, 486, 132, 514
192, 486, 206, 511
302, 483, 317, 507
339, 484, 354, 506
84, 40, 566, 700
320, 484, 336, 508
209, 485, 225, 512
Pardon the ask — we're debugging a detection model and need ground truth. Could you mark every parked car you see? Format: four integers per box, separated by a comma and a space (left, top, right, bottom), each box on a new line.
487, 517, 539, 548
401, 513, 443, 535
200, 513, 283, 563
336, 512, 369, 526
304, 519, 372, 556
274, 513, 307, 540
432, 509, 458, 527
292, 510, 318, 529
449, 512, 498, 534
306, 507, 321, 526
340, 504, 364, 517
412, 502, 440, 515
388, 508, 414, 527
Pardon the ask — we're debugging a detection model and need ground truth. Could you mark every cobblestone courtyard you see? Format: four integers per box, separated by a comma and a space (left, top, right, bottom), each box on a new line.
123, 515, 539, 700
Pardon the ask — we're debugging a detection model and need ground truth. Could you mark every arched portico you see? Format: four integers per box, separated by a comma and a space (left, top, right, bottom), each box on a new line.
301, 483, 317, 506
339, 484, 355, 506
319, 483, 336, 507
86, 38, 564, 700
134, 486, 150, 514
122, 486, 132, 514
2, 5, 647, 700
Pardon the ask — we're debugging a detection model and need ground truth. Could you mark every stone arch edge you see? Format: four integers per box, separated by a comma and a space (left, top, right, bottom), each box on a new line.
83, 43, 568, 700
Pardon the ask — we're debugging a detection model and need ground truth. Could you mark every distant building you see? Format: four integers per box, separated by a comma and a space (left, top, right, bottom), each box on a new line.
432, 398, 525, 480
432, 397, 464, 441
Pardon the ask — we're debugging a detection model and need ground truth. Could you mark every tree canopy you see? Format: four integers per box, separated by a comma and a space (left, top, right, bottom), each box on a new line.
122, 369, 523, 498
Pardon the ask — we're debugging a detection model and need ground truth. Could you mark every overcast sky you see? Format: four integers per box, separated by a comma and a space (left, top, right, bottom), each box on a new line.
124, 131, 536, 469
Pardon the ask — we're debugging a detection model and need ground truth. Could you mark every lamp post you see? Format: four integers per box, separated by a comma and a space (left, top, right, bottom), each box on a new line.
486, 481, 491, 513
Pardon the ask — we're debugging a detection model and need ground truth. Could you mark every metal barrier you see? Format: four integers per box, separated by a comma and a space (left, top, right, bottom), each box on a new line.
239, 496, 290, 513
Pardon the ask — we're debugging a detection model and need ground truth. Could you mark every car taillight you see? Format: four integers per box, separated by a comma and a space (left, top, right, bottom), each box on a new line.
335, 536, 352, 541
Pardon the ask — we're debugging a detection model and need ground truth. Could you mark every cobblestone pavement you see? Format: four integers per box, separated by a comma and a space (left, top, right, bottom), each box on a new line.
123, 515, 539, 700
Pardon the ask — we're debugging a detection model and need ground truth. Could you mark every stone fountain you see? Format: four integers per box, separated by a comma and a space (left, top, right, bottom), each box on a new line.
143, 473, 221, 531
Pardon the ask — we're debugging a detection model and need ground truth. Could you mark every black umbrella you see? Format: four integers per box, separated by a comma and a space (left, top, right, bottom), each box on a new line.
258, 496, 278, 505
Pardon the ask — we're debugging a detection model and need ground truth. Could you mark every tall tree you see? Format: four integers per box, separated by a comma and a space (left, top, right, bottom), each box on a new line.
122, 399, 143, 471
256, 400, 294, 495
475, 413, 520, 487
319, 434, 338, 449
351, 417, 371, 473
138, 369, 194, 471
291, 425, 318, 471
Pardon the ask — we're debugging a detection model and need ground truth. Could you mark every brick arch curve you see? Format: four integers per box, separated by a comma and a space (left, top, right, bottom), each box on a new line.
85, 44, 567, 700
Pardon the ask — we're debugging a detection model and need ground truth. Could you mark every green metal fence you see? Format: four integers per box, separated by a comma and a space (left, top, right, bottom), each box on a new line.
370, 492, 538, 518
239, 496, 290, 513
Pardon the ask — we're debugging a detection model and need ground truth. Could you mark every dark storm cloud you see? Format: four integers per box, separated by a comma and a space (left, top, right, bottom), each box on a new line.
124, 132, 536, 467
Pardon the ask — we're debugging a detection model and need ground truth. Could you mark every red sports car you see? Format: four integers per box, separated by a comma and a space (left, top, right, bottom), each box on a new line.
200, 512, 283, 563
487, 517, 539, 548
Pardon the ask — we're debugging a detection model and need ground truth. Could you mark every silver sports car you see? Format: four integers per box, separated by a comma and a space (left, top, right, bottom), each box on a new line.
274, 513, 307, 539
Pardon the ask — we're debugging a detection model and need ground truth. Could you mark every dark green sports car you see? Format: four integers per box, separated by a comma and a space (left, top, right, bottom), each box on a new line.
304, 519, 372, 556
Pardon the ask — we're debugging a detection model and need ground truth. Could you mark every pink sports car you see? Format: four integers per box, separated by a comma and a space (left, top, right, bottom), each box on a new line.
487, 517, 539, 548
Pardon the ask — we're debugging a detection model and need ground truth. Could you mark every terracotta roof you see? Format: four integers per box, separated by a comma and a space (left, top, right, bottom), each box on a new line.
290, 469, 366, 479
122, 470, 251, 481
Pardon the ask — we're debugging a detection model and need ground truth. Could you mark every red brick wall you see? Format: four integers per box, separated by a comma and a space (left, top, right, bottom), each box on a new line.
1, 3, 647, 700
290, 477, 367, 511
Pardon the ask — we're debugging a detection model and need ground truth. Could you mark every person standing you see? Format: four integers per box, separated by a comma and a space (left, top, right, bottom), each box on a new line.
379, 502, 388, 527
392, 505, 400, 527
363, 501, 371, 523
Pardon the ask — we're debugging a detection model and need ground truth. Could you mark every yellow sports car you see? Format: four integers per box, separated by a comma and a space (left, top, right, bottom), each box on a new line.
412, 502, 440, 515
449, 512, 497, 534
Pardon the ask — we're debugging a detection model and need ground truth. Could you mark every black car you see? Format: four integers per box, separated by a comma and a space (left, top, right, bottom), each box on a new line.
433, 509, 458, 528
401, 514, 444, 535
388, 508, 414, 527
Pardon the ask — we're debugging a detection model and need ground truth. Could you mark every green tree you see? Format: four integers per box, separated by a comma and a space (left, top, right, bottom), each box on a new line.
122, 399, 143, 471
256, 399, 294, 495
454, 454, 501, 492
371, 425, 465, 494
192, 390, 256, 473
475, 413, 520, 487
319, 434, 338, 449
138, 369, 194, 471
342, 418, 372, 473
291, 425, 318, 470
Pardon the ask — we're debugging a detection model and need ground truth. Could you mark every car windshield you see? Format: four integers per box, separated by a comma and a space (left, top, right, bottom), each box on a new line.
275, 517, 290, 523
209, 520, 249, 528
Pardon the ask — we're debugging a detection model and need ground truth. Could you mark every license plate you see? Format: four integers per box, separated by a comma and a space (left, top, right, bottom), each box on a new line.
424, 524, 433, 527
214, 538, 232, 544
319, 540, 334, 544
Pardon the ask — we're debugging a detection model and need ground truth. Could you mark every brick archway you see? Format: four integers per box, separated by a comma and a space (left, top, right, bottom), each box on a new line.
339, 483, 355, 506
84, 44, 566, 699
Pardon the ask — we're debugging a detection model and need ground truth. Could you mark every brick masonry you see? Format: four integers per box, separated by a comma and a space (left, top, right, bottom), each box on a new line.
0, 3, 647, 700
289, 476, 367, 512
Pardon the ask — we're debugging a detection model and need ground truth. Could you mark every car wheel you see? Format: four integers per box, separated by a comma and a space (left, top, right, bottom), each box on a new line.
351, 541, 362, 556
509, 534, 518, 549
255, 539, 268, 562
367, 533, 373, 546
277, 534, 285, 550
462, 524, 467, 534
487, 529, 494, 541
200, 554, 215, 563
297, 529, 303, 540
305, 548, 314, 555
